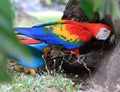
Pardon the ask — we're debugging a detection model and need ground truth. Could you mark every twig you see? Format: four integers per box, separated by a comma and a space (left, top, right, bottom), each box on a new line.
82, 62, 92, 78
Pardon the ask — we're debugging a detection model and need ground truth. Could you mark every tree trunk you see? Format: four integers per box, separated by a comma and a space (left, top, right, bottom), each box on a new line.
61, 0, 120, 91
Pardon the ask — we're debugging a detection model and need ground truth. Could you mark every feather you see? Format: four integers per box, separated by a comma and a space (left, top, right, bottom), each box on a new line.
17, 45, 45, 68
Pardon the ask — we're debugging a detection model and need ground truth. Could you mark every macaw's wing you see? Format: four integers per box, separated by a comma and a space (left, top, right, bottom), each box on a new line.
17, 46, 45, 68
27, 42, 49, 51
15, 20, 92, 49
15, 20, 66, 44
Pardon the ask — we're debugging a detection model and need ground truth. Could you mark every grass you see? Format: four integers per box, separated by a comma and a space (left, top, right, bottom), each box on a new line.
0, 71, 76, 92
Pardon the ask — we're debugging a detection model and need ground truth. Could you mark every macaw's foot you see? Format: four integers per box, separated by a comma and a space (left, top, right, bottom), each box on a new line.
14, 65, 36, 74
14, 65, 24, 71
10, 60, 24, 71
23, 68, 36, 74
43, 47, 52, 58
11, 60, 36, 74
11, 60, 18, 65
77, 52, 93, 62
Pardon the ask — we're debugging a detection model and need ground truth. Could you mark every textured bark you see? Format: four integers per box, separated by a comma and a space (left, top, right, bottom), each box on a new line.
61, 0, 120, 91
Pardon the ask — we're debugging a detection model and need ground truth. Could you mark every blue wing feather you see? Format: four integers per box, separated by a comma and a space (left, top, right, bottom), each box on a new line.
17, 45, 45, 68
27, 42, 49, 51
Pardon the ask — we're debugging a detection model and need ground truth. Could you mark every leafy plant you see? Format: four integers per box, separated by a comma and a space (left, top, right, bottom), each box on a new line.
69, 80, 74, 92
0, 0, 32, 82
79, 0, 120, 20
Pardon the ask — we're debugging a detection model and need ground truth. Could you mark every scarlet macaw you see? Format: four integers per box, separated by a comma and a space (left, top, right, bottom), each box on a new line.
15, 20, 113, 56
14, 20, 113, 73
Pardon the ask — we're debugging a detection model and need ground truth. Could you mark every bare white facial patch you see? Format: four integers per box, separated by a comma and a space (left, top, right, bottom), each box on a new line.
96, 28, 111, 40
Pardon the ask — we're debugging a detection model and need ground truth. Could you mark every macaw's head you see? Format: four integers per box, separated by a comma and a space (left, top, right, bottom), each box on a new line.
92, 23, 113, 40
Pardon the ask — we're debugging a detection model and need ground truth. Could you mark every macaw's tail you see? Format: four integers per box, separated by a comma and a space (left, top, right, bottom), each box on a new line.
17, 34, 41, 44
16, 33, 49, 51
17, 46, 46, 68
15, 28, 36, 39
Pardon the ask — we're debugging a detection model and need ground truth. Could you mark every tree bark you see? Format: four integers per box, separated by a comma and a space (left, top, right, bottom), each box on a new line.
61, 0, 120, 91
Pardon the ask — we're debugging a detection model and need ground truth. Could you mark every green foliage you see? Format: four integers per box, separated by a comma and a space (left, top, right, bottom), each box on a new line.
79, 0, 95, 20
51, 0, 68, 4
76, 84, 82, 91
41, 0, 68, 5
0, 0, 32, 82
0, 73, 75, 92
50, 74, 69, 88
79, 0, 120, 20
69, 80, 74, 92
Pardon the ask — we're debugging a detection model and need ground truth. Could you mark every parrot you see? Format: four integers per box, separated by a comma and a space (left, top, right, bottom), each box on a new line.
13, 19, 113, 73
15, 20, 113, 57
12, 35, 49, 74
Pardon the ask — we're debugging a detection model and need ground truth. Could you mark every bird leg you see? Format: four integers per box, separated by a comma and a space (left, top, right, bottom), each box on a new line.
23, 68, 36, 74
63, 48, 93, 62
15, 65, 36, 74
69, 49, 87, 62
64, 48, 80, 56
69, 49, 93, 61
77, 52, 93, 62
14, 65, 22, 71
43, 47, 52, 58
70, 49, 80, 56
11, 60, 23, 71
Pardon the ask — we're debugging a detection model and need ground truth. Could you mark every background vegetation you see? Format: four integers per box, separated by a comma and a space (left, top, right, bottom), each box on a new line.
41, 0, 68, 4
0, 0, 33, 82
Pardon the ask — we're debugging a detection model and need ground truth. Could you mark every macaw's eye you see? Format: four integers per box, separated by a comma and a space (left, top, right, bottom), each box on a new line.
104, 30, 108, 32
104, 30, 107, 32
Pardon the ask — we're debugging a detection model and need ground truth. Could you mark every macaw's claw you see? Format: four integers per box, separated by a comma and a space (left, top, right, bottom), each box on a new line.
14, 65, 23, 71
43, 46, 52, 58
77, 52, 93, 62
11, 60, 18, 65
14, 65, 36, 74
11, 60, 36, 74
23, 68, 36, 74
10, 60, 23, 71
